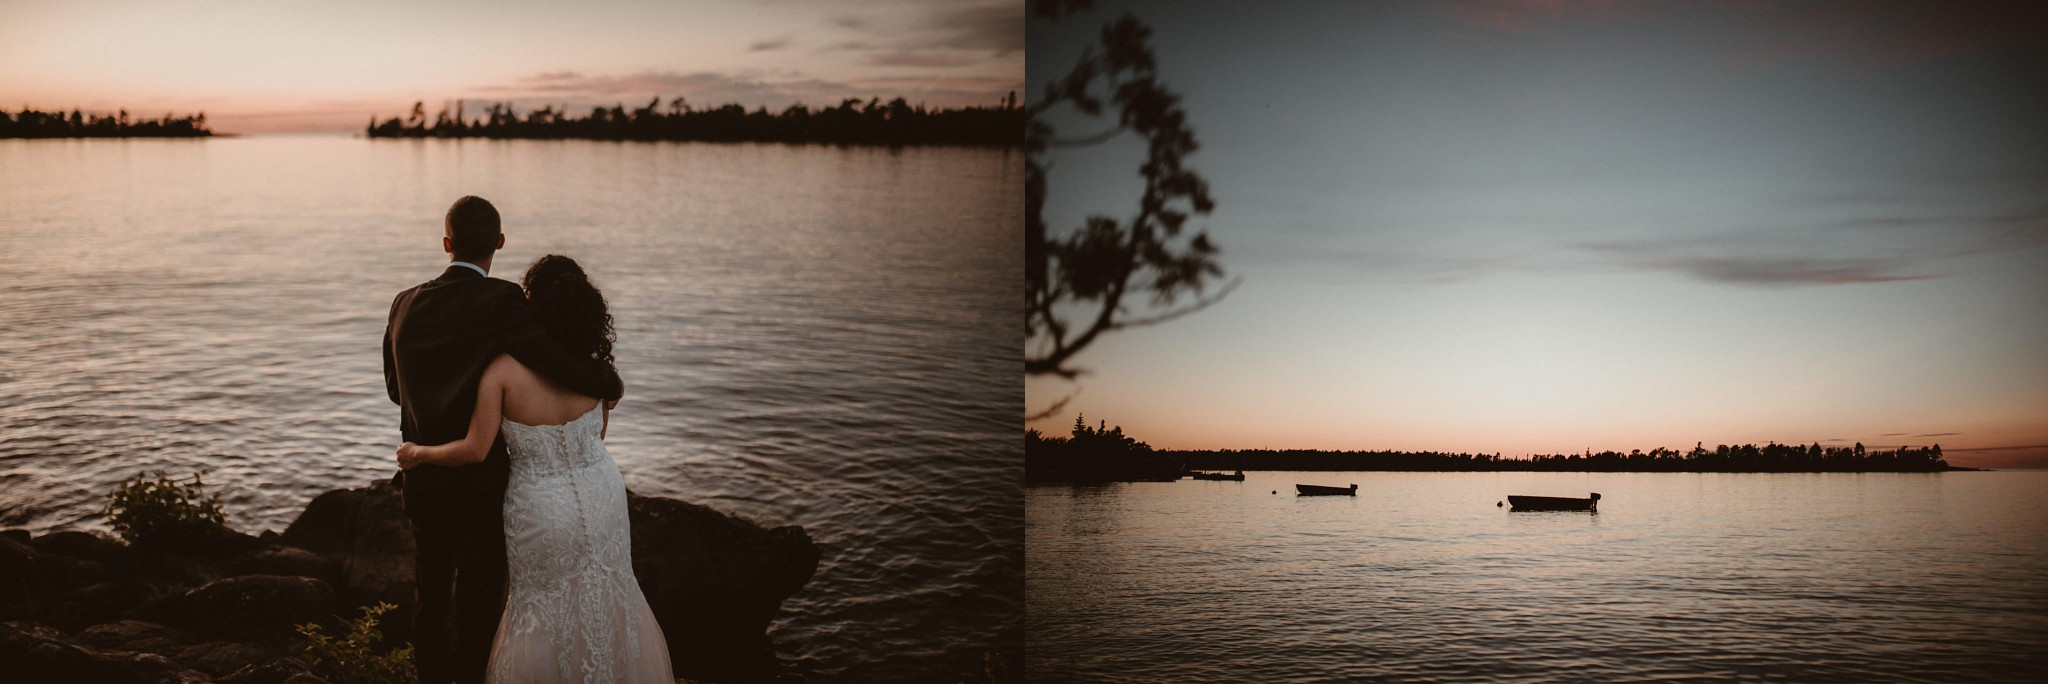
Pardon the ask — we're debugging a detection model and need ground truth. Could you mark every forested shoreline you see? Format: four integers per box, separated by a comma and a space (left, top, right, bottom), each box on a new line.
1028, 416, 1967, 483
367, 94, 1022, 146
1, 108, 211, 138
1170, 442, 1961, 473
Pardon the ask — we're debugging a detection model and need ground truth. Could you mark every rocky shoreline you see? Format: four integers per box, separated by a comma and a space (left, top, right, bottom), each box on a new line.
0, 478, 818, 682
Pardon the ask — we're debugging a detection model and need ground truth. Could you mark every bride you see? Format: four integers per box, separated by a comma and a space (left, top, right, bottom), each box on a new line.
396, 254, 671, 683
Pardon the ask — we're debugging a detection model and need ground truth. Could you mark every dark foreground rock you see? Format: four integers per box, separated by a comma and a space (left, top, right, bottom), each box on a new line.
630, 494, 821, 681
139, 575, 337, 640
1, 620, 213, 684
277, 482, 418, 626
0, 477, 818, 682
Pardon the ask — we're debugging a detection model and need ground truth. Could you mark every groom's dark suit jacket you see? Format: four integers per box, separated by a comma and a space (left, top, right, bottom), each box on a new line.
383, 264, 623, 514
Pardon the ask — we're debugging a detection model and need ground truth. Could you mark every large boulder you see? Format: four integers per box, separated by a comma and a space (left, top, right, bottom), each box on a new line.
164, 639, 277, 678
30, 530, 132, 566
0, 620, 210, 684
139, 575, 337, 640
276, 489, 358, 557
0, 535, 52, 612
64, 519, 264, 561
42, 579, 155, 631
223, 547, 345, 593
14, 529, 211, 590
77, 620, 198, 653
17, 532, 119, 595
278, 479, 417, 638
218, 656, 330, 684
0, 533, 163, 628
274, 480, 820, 682
76, 620, 274, 678
166, 520, 266, 559
335, 482, 416, 612
628, 494, 819, 681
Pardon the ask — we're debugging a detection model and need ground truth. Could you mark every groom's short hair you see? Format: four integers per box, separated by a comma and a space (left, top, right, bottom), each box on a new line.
445, 195, 501, 261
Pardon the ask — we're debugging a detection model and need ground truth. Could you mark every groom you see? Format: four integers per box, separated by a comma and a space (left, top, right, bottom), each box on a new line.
382, 196, 623, 683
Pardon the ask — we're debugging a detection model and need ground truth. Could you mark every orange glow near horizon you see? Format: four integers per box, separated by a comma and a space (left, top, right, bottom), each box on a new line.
1029, 389, 2048, 470
1028, 372, 2048, 468
1, 0, 1022, 133
1024, 264, 2048, 470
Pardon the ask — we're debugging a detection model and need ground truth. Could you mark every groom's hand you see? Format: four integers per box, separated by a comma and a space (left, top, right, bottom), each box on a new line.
395, 442, 421, 470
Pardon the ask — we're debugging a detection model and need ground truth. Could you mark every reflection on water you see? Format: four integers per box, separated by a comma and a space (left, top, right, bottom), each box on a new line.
1028, 471, 2048, 682
0, 136, 1022, 680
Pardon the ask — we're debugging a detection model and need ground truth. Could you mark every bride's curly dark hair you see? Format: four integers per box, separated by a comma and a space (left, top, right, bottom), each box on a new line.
521, 254, 615, 369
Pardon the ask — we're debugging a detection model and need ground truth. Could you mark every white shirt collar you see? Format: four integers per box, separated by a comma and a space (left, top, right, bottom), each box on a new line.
451, 261, 488, 277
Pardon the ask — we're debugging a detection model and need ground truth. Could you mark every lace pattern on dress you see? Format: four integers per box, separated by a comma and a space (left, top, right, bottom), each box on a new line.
492, 405, 652, 682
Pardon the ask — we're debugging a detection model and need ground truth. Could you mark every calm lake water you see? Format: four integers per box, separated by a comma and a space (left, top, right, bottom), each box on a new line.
0, 135, 1022, 680
1028, 471, 2048, 682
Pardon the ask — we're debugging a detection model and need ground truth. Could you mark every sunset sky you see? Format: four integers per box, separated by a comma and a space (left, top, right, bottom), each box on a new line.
1027, 0, 2048, 468
1, 0, 1021, 133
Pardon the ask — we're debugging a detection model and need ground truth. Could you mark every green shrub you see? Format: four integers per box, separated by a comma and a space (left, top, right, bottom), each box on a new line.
100, 470, 227, 547
298, 602, 415, 684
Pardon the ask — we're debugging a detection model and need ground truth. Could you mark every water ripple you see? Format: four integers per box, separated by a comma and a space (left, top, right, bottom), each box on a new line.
0, 137, 1023, 680
1028, 471, 2048, 682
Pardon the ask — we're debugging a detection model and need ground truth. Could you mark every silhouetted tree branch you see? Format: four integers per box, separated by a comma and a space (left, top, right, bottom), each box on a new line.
1114, 279, 1240, 328
1046, 126, 1123, 148
1023, 387, 1081, 423
1027, 6, 1227, 379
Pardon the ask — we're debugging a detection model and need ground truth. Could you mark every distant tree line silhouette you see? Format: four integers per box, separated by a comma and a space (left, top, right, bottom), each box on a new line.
1028, 415, 1963, 475
1173, 441, 1959, 473
1026, 415, 1184, 482
366, 94, 1022, 146
1, 107, 211, 138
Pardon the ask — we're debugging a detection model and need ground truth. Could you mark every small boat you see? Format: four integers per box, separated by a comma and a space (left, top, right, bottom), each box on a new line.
1506, 493, 1600, 511
1296, 483, 1358, 496
1189, 471, 1246, 481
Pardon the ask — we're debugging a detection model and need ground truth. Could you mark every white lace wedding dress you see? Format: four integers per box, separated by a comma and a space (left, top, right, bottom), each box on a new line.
486, 404, 672, 683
